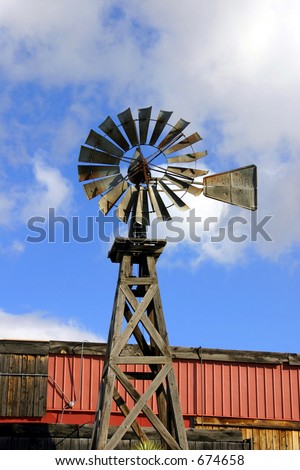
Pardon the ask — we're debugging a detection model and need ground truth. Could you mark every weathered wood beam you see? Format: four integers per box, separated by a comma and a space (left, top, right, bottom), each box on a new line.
195, 416, 300, 430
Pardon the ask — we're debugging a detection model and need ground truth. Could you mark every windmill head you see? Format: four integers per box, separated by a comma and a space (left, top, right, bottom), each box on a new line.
78, 107, 257, 238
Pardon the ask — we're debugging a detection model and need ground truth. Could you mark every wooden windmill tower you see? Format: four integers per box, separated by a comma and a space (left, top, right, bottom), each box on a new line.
78, 107, 257, 450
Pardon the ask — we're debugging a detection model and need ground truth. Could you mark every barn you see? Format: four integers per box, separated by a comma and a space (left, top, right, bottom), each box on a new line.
0, 339, 299, 450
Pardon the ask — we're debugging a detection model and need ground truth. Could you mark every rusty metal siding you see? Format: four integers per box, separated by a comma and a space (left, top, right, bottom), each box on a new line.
46, 355, 300, 423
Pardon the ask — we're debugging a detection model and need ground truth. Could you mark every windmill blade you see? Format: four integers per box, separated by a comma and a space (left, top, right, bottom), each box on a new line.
99, 116, 130, 151
116, 186, 138, 222
117, 108, 139, 147
128, 148, 143, 184
167, 150, 208, 164
164, 133, 202, 156
158, 179, 190, 211
135, 187, 150, 225
163, 174, 203, 196
148, 184, 171, 221
85, 130, 124, 158
78, 165, 120, 182
167, 166, 208, 179
83, 174, 123, 200
203, 164, 257, 210
78, 145, 120, 165
138, 107, 152, 144
157, 119, 190, 150
98, 180, 129, 215
149, 110, 173, 146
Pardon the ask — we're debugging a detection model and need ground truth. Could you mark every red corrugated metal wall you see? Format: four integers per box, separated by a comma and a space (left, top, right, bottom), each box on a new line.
45, 354, 300, 425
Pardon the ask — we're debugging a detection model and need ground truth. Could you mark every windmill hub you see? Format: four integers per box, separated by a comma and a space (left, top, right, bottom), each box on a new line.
127, 149, 151, 186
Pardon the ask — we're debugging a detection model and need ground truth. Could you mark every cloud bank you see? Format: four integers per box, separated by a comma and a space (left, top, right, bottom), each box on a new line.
0, 308, 103, 342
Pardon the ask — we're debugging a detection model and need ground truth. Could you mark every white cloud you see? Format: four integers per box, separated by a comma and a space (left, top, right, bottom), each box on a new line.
0, 157, 73, 230
0, 308, 104, 342
0, 0, 299, 265
21, 157, 73, 220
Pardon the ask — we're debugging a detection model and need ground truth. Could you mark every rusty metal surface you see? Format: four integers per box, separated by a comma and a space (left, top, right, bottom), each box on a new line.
203, 164, 257, 210
78, 145, 120, 165
157, 118, 189, 150
149, 110, 173, 146
85, 130, 124, 158
83, 174, 123, 200
98, 180, 129, 215
167, 150, 208, 164
117, 108, 139, 147
46, 354, 300, 422
164, 132, 202, 156
138, 107, 152, 144
99, 115, 130, 151
78, 165, 119, 182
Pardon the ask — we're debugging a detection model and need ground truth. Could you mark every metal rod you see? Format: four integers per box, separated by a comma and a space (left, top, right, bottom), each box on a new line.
0, 372, 48, 377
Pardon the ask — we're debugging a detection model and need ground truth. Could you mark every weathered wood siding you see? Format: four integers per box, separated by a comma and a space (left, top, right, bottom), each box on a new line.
195, 417, 300, 450
0, 342, 48, 417
0, 424, 250, 450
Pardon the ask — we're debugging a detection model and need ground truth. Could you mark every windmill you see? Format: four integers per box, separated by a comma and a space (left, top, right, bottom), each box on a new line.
78, 107, 257, 450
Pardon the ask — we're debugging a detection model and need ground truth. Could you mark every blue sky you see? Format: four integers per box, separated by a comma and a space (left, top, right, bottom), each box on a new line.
0, 0, 299, 353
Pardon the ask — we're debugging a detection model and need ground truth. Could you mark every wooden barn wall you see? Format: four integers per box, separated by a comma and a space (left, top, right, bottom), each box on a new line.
0, 342, 48, 418
0, 424, 250, 450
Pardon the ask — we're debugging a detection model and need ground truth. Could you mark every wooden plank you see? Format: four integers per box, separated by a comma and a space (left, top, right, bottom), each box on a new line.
0, 339, 297, 366
19, 355, 30, 416
252, 428, 260, 450
171, 346, 291, 364
110, 364, 181, 450
0, 340, 49, 356
139, 313, 170, 356
112, 356, 172, 365
291, 430, 300, 450
119, 283, 170, 356
279, 429, 287, 449
195, 416, 300, 430
123, 305, 169, 436
112, 388, 148, 445
110, 284, 158, 358
92, 257, 130, 450
273, 428, 280, 450
123, 308, 152, 356
93, 367, 117, 450
166, 368, 189, 449
265, 429, 274, 450
0, 423, 249, 449
7, 354, 22, 416
258, 428, 266, 450
49, 341, 107, 356
35, 355, 48, 416
0, 354, 9, 416
28, 355, 37, 416
121, 277, 157, 285
286, 430, 293, 451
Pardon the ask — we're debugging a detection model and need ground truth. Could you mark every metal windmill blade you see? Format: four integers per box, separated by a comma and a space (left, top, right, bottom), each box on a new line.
78, 107, 257, 238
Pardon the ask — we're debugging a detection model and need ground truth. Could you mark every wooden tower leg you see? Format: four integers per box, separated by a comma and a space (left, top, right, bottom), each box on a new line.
91, 238, 188, 450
